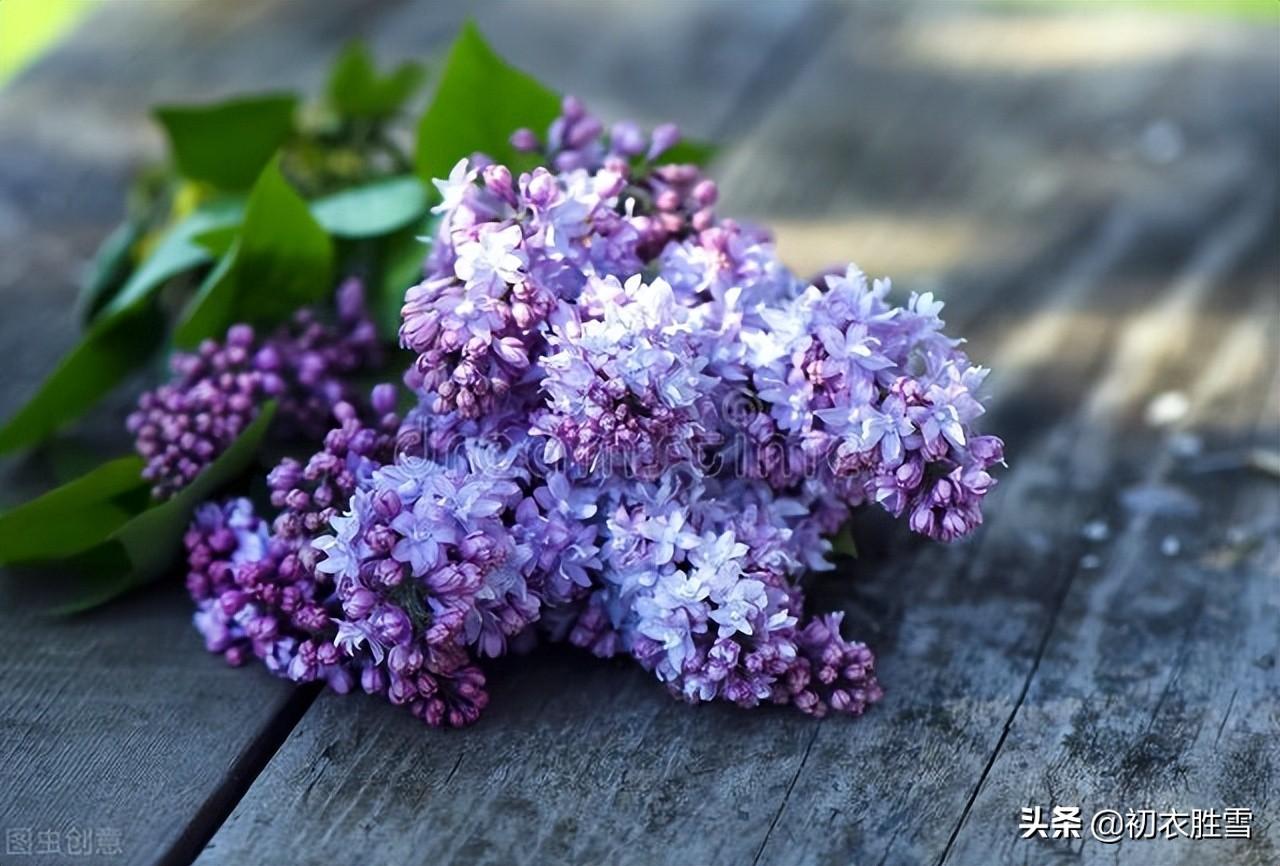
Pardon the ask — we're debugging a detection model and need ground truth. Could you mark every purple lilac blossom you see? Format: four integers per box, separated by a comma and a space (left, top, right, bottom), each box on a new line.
129, 278, 381, 499
267, 384, 402, 557
187, 417, 495, 728
186, 97, 1004, 728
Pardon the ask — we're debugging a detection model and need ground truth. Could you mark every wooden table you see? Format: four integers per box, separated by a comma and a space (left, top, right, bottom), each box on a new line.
1, 2, 1276, 864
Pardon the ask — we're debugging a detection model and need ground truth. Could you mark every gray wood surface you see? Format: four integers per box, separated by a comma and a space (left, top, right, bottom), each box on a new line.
0, 3, 363, 864
0, 2, 1276, 866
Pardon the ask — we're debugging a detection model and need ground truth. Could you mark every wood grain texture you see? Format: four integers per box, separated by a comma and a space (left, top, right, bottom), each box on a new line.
195, 5, 1279, 866
743, 15, 1280, 862
0, 584, 312, 866
942, 190, 1280, 866
0, 2, 449, 864
0, 2, 1276, 865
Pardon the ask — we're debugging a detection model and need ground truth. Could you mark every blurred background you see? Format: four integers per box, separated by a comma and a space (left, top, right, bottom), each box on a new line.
1, 0, 1276, 441
0, 2, 1276, 865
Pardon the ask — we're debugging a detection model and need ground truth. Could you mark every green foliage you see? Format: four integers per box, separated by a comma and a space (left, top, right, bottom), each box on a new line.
830, 524, 859, 559
311, 175, 429, 238
327, 40, 426, 120
99, 198, 245, 318
176, 159, 334, 346
46, 404, 277, 613
77, 220, 143, 321
0, 199, 246, 452
173, 249, 239, 348
0, 456, 149, 566
415, 21, 561, 183
154, 94, 298, 190
373, 216, 435, 340
660, 138, 718, 168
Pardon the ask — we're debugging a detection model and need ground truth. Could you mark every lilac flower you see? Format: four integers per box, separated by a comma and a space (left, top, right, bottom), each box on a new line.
312, 530, 358, 580
454, 224, 528, 294
333, 618, 386, 664
534, 276, 719, 478
185, 497, 320, 671
789, 613, 883, 717
815, 322, 893, 383
636, 507, 701, 566
432, 158, 478, 226
819, 395, 914, 467
130, 278, 381, 499
389, 499, 459, 575
533, 472, 599, 521
184, 95, 1008, 728
267, 384, 401, 545
909, 393, 966, 456
708, 576, 769, 638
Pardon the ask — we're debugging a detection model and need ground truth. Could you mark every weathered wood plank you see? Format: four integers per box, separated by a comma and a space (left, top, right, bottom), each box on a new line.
197, 5, 1279, 866
942, 189, 1280, 866
0, 584, 314, 866
4, 2, 1276, 865
0, 2, 476, 864
745, 9, 1280, 864
764, 183, 1278, 866
203, 650, 831, 865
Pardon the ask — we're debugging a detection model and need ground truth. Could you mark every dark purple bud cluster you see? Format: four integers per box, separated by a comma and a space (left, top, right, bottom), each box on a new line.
128, 278, 381, 498
184, 491, 491, 728
267, 384, 401, 549
184, 498, 330, 674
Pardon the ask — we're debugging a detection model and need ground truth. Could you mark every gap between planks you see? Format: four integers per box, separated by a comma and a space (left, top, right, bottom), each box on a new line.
934, 175, 1278, 866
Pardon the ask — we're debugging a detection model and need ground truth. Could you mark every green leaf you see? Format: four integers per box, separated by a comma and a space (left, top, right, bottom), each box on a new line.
0, 201, 246, 453
173, 245, 240, 348
660, 138, 717, 168
154, 94, 298, 190
98, 198, 245, 319
0, 304, 166, 454
233, 163, 334, 321
0, 456, 149, 566
415, 21, 560, 183
78, 220, 142, 322
46, 439, 117, 483
192, 221, 242, 257
327, 40, 426, 120
311, 175, 429, 238
49, 403, 277, 613
175, 159, 334, 346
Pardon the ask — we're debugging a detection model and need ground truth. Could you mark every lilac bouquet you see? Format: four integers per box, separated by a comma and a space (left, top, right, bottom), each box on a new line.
173, 98, 1003, 728
0, 24, 999, 728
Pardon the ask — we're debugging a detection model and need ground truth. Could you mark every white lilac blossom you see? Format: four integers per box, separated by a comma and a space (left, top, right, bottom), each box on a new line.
185, 96, 1004, 728
533, 275, 721, 479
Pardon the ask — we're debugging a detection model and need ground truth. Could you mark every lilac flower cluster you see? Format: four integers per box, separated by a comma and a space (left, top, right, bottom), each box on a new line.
400, 101, 719, 422
747, 266, 1005, 541
186, 390, 493, 727
129, 278, 381, 498
184, 98, 1003, 728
